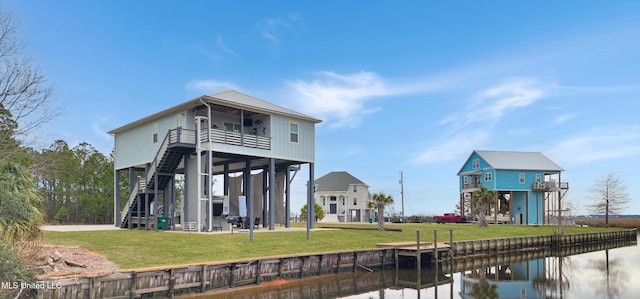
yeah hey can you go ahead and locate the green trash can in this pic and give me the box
[368,218,373,223]
[157,216,168,230]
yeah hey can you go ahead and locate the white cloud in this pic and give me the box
[216,35,238,57]
[412,78,547,165]
[285,71,438,128]
[440,78,547,130]
[414,130,490,164]
[91,116,112,142]
[554,113,576,124]
[259,14,304,46]
[199,49,223,62]
[548,125,640,165]
[186,80,242,93]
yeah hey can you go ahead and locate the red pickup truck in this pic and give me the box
[433,213,467,224]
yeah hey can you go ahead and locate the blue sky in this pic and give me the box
[7,1,640,216]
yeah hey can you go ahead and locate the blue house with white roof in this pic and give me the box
[457,150,568,225]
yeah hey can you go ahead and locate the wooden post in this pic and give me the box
[129,272,137,299]
[433,230,438,264]
[89,276,96,299]
[169,268,175,297]
[449,229,454,257]
[300,257,305,278]
[352,252,358,272]
[416,231,421,271]
[394,248,399,271]
[256,260,262,284]
[201,264,207,292]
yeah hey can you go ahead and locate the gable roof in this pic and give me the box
[458,150,564,175]
[314,171,368,192]
[205,90,321,122]
[109,89,321,135]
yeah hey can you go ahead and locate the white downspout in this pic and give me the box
[199,98,213,232]
[195,115,203,232]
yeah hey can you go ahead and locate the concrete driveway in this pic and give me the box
[40,224,121,232]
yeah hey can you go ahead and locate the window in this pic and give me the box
[224,122,241,133]
[153,133,158,143]
[472,159,479,169]
[289,123,299,143]
[353,185,357,192]
[342,198,345,206]
[535,174,541,182]
[330,196,337,202]
[519,173,525,184]
[322,199,326,205]
[353,198,357,205]
[484,172,492,181]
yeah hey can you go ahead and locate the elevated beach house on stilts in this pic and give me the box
[457,150,569,225]
[109,90,321,232]
[314,171,373,223]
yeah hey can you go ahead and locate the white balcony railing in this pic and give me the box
[203,128,271,150]
[533,181,569,191]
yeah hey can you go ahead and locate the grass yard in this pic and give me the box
[42,223,626,270]
[573,217,640,229]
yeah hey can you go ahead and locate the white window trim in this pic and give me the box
[472,159,479,169]
[519,173,525,184]
[289,121,299,144]
[484,172,492,181]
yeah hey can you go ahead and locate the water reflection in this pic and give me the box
[181,241,638,299]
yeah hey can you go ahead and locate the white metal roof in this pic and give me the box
[458,150,564,174]
[109,89,321,135]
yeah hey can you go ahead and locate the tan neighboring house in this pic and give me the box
[314,171,373,222]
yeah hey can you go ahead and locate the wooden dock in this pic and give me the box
[376,241,452,269]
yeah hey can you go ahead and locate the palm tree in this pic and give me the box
[300,203,324,222]
[368,192,394,231]
[471,186,497,227]
[0,161,43,288]
[0,161,43,244]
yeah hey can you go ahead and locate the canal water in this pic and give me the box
[180,242,638,299]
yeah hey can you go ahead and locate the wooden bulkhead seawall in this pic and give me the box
[36,249,395,299]
[449,228,637,258]
[37,229,637,298]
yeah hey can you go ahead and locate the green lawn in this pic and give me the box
[42,223,624,270]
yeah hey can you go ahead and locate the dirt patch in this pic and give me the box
[31,245,120,279]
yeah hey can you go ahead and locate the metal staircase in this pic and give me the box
[120,128,195,228]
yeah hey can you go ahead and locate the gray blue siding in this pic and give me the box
[114,110,189,170]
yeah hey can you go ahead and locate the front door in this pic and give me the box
[330,204,337,214]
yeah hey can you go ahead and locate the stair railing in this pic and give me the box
[119,129,196,227]
[120,177,142,226]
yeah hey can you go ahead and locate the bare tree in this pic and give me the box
[0,9,59,139]
[587,173,631,225]
[0,7,58,287]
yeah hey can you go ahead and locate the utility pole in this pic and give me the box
[400,171,405,223]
